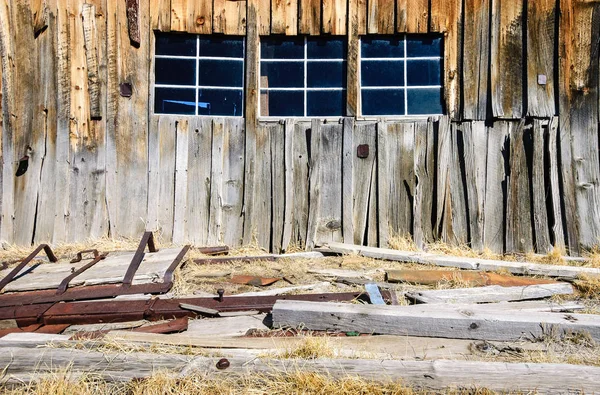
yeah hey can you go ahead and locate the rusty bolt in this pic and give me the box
[216,358,230,370]
[217,288,225,302]
[357,144,369,159]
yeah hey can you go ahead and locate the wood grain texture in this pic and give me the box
[413,120,434,249]
[490,0,523,118]
[462,122,487,252]
[257,0,271,35]
[271,122,285,253]
[150,0,171,31]
[547,117,565,249]
[173,119,189,244]
[213,0,246,35]
[463,0,490,120]
[484,122,509,252]
[187,0,212,34]
[368,0,394,34]
[526,0,556,117]
[291,123,310,247]
[404,0,428,33]
[305,119,322,249]
[342,118,354,244]
[299,0,320,35]
[322,0,346,34]
[81,4,101,119]
[347,0,359,116]
[271,0,297,35]
[281,119,294,251]
[532,119,552,253]
[170,0,187,31]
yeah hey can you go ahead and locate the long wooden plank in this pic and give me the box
[299,0,320,35]
[462,0,490,120]
[271,0,297,35]
[462,122,487,251]
[252,124,273,249]
[547,117,565,249]
[186,0,211,34]
[272,300,600,342]
[281,119,294,251]
[106,0,149,238]
[154,116,176,240]
[505,120,533,253]
[208,119,224,245]
[291,122,309,247]
[413,120,434,249]
[483,121,509,252]
[271,122,285,253]
[368,0,394,34]
[403,0,427,33]
[305,119,322,249]
[323,242,600,280]
[406,283,574,304]
[351,123,376,245]
[322,0,346,34]
[526,0,556,117]
[213,0,246,35]
[173,119,189,244]
[170,0,187,31]
[532,119,552,253]
[150,0,171,31]
[222,118,245,247]
[342,118,354,244]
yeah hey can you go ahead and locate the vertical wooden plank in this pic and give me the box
[221,118,245,247]
[558,0,600,252]
[173,119,189,244]
[243,0,260,245]
[462,121,487,252]
[368,0,394,34]
[82,4,101,119]
[506,120,533,253]
[315,123,344,244]
[32,0,49,36]
[146,116,160,232]
[257,0,270,35]
[150,0,171,31]
[170,0,187,31]
[532,119,552,253]
[404,0,428,33]
[396,0,406,32]
[347,0,360,116]
[185,117,212,246]
[322,0,346,34]
[299,0,320,35]
[271,122,285,253]
[352,122,377,245]
[155,117,176,241]
[208,119,224,245]
[413,120,435,249]
[366,156,378,247]
[0,0,14,243]
[490,0,524,118]
[106,0,149,238]
[187,0,212,34]
[281,119,295,251]
[430,0,462,120]
[271,0,297,35]
[484,121,509,253]
[291,122,310,248]
[547,117,565,250]
[357,0,367,35]
[462,0,490,120]
[376,121,389,247]
[526,0,556,117]
[342,118,354,243]
[305,119,322,249]
[213,0,246,35]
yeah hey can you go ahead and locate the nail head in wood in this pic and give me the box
[357,144,369,159]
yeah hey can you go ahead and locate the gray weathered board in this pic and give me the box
[272,300,600,341]
[323,242,600,280]
[406,283,574,304]
[0,346,598,392]
[0,248,185,292]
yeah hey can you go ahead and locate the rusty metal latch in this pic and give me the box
[57,253,108,295]
[122,231,158,287]
[0,245,58,293]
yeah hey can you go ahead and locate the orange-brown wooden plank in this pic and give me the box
[257,0,270,35]
[403,0,428,33]
[490,0,524,118]
[150,0,171,31]
[214,0,247,35]
[323,0,346,34]
[299,0,320,35]
[271,0,298,35]
[368,0,394,34]
[357,0,367,34]
[170,0,187,31]
[187,0,211,33]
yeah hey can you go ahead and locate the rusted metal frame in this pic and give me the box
[56,253,108,295]
[131,317,189,334]
[198,246,230,256]
[162,245,190,285]
[194,255,277,265]
[123,231,158,287]
[0,245,58,292]
[70,249,100,263]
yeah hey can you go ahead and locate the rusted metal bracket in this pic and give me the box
[70,249,100,263]
[163,246,191,285]
[122,231,158,287]
[0,245,58,293]
[56,253,108,295]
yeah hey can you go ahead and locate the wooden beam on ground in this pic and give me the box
[385,269,556,287]
[405,283,574,304]
[322,242,600,280]
[272,300,600,341]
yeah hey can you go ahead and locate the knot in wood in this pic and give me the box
[196,16,205,25]
[469,322,479,330]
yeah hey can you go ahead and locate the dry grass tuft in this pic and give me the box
[46,338,213,357]
[583,245,600,268]
[574,274,600,299]
[278,336,335,360]
[387,233,418,252]
[434,272,477,289]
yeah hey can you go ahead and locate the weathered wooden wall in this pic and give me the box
[0,0,598,256]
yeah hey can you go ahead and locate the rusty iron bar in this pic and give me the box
[70,249,100,263]
[131,317,189,334]
[197,246,230,256]
[0,291,390,326]
[56,253,108,295]
[122,231,158,287]
[194,255,276,265]
[0,245,58,293]
[162,246,190,285]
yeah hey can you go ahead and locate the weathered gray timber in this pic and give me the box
[272,300,600,341]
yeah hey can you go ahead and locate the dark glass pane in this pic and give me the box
[199,37,244,58]
[261,37,304,59]
[260,62,303,88]
[361,89,405,115]
[307,90,345,116]
[155,33,196,56]
[406,60,441,86]
[406,36,442,57]
[154,88,196,115]
[307,61,345,88]
[361,60,404,87]
[155,58,196,85]
[197,89,243,116]
[307,38,346,59]
[361,37,404,58]
[407,88,443,115]
[198,59,244,87]
[260,90,304,116]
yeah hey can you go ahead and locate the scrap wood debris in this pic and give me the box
[0,238,599,393]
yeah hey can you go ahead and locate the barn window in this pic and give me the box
[360,35,443,116]
[154,33,245,116]
[259,37,347,117]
